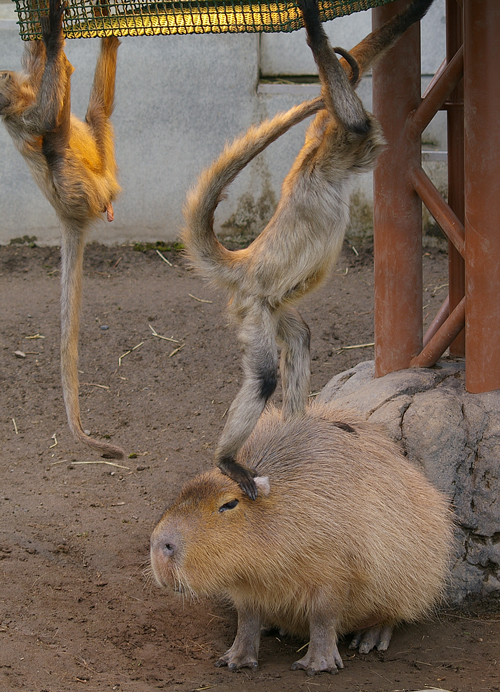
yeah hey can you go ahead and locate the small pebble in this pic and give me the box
[100,325,109,331]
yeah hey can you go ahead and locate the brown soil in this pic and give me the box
[1,242,499,692]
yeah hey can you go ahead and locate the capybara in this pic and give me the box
[150,403,453,675]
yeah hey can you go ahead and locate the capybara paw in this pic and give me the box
[349,625,393,654]
[291,648,344,676]
[215,652,258,671]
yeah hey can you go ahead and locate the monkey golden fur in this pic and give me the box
[151,402,453,675]
[0,0,123,458]
[182,0,435,499]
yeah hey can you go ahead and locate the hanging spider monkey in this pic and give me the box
[182,0,435,499]
[0,0,124,458]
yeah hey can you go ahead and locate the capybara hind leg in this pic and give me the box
[291,614,344,676]
[215,608,260,671]
[349,624,393,653]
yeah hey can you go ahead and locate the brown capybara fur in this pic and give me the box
[151,403,453,675]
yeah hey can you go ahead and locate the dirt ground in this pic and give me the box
[1,241,499,692]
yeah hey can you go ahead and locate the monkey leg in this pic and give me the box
[297,0,370,135]
[60,226,125,459]
[216,305,279,499]
[277,307,311,419]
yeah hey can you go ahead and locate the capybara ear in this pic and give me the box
[254,476,270,497]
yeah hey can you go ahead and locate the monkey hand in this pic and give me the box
[41,0,65,56]
[218,457,258,501]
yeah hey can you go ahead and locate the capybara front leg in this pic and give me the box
[291,613,344,675]
[216,607,261,671]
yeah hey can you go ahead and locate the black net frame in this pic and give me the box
[13,0,396,40]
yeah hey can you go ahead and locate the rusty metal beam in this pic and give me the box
[411,297,465,368]
[464,0,500,393]
[407,45,463,138]
[410,166,465,256]
[423,296,449,348]
[446,0,465,357]
[372,0,422,376]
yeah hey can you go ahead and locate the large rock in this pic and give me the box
[318,360,500,603]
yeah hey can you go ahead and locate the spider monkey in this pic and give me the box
[182,0,435,499]
[0,0,124,458]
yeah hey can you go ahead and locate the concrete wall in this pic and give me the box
[0,0,446,246]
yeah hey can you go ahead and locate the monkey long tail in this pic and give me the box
[182,96,324,286]
[60,226,125,459]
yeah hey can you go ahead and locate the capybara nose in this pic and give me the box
[163,542,176,557]
[151,529,180,559]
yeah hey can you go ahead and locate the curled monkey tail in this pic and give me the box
[345,0,435,85]
[181,96,324,287]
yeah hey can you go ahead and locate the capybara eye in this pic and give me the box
[164,543,175,556]
[218,499,239,513]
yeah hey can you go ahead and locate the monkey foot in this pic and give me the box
[349,625,393,654]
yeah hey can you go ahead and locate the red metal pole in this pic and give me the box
[412,297,465,368]
[446,0,465,357]
[464,0,500,393]
[423,295,449,348]
[410,166,465,256]
[372,1,423,376]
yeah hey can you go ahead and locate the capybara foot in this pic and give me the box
[216,650,258,671]
[349,625,393,653]
[291,644,344,676]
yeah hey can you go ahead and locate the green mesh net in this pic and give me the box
[13,0,396,39]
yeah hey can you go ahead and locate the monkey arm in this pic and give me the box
[84,36,121,171]
[277,307,311,419]
[86,36,121,124]
[21,41,47,92]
